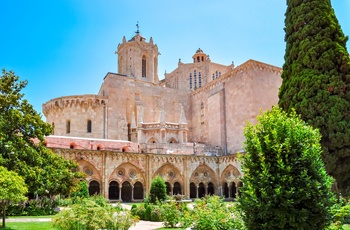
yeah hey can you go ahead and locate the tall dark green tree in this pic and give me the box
[279,0,350,192]
[149,176,167,204]
[0,69,83,196]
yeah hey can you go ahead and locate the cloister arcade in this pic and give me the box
[54,148,242,201]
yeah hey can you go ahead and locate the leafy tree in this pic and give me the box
[149,176,167,204]
[238,107,334,230]
[278,0,350,192]
[0,166,28,228]
[0,69,83,196]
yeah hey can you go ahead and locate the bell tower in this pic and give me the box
[116,23,159,84]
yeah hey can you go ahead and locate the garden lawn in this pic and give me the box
[2,222,54,230]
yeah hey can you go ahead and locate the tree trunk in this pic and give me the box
[1,204,5,228]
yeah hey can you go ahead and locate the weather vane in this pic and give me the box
[136,21,140,34]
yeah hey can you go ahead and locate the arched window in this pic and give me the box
[89,180,100,196]
[66,120,70,134]
[173,182,182,195]
[87,119,92,133]
[109,181,119,200]
[134,182,144,200]
[212,73,215,80]
[216,71,218,78]
[142,55,146,78]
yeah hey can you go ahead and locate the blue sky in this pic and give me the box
[1,1,349,116]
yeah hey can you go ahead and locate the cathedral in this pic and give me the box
[42,29,282,201]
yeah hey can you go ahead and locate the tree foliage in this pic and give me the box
[238,107,334,230]
[0,69,83,196]
[149,176,167,204]
[278,0,350,192]
[0,166,28,228]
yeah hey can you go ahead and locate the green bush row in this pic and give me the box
[52,195,138,230]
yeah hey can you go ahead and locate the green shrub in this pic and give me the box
[239,107,334,229]
[151,205,162,222]
[189,196,245,230]
[131,204,137,216]
[327,197,350,230]
[7,196,59,216]
[145,205,152,221]
[52,196,137,230]
[135,205,146,220]
[149,176,167,204]
[161,200,180,228]
[179,208,194,229]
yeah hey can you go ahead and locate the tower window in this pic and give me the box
[216,71,218,78]
[142,55,146,78]
[194,70,197,89]
[190,73,192,90]
[66,120,70,134]
[199,72,202,88]
[212,74,215,80]
[87,120,92,133]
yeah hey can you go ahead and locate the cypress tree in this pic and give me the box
[279,0,350,192]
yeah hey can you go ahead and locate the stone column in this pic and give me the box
[102,152,107,198]
[183,156,189,198]
[228,184,232,199]
[119,186,122,201]
[131,185,134,201]
[196,185,199,198]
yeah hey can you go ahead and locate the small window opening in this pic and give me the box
[66,120,70,134]
[87,120,92,133]
[142,55,147,78]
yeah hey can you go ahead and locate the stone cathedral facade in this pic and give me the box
[42,30,282,201]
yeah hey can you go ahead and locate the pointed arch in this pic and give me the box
[111,162,145,184]
[220,164,242,182]
[153,163,182,184]
[190,164,218,187]
[76,159,102,182]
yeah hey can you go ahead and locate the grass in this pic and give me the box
[1,222,55,230]
[344,224,350,230]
